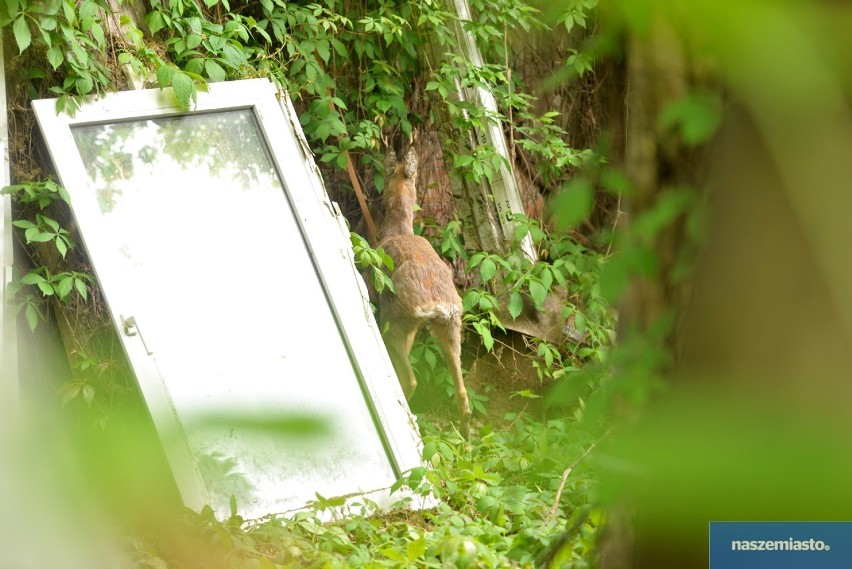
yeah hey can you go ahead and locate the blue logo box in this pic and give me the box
[710,521,852,569]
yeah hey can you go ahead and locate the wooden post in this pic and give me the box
[424,0,536,259]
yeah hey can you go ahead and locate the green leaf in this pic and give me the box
[47,46,64,70]
[82,383,95,404]
[79,0,99,20]
[573,311,587,335]
[74,278,89,301]
[380,547,405,562]
[540,266,554,291]
[20,272,46,286]
[183,58,204,76]
[39,215,60,231]
[479,258,497,284]
[511,389,542,399]
[316,39,330,63]
[407,537,426,561]
[528,280,547,311]
[659,91,723,146]
[551,179,593,230]
[468,252,485,269]
[156,64,176,89]
[37,281,54,296]
[146,11,166,35]
[13,16,31,53]
[454,154,474,168]
[67,37,90,68]
[462,290,480,313]
[204,59,226,82]
[26,228,54,243]
[508,291,523,320]
[185,33,202,50]
[90,21,105,47]
[5,0,20,19]
[424,348,437,370]
[513,223,531,242]
[56,276,73,299]
[500,485,531,514]
[171,71,195,108]
[25,304,39,332]
[373,269,392,294]
[55,237,68,258]
[599,252,631,302]
[473,322,494,351]
[55,95,70,115]
[552,265,567,287]
[61,382,82,406]
[476,494,498,516]
[314,121,330,141]
[632,188,694,240]
[61,1,75,24]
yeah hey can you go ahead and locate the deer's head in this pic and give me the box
[383,146,417,202]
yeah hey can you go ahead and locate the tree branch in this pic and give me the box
[547,427,612,522]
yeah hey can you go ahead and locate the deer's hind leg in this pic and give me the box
[383,318,420,399]
[430,317,471,438]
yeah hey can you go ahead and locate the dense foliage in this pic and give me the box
[125,419,601,568]
[16,0,849,566]
[0,0,620,566]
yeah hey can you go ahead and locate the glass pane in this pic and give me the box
[71,110,395,518]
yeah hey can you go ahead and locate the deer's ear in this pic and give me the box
[383,149,398,175]
[402,147,417,180]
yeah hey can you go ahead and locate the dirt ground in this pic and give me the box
[408,330,552,433]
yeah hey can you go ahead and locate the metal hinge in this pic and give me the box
[121,314,153,355]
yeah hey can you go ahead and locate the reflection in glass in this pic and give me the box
[71,110,395,518]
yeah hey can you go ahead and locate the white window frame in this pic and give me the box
[32,79,427,518]
[1,30,18,407]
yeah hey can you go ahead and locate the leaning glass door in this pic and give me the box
[69,109,396,519]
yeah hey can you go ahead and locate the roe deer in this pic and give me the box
[378,147,471,437]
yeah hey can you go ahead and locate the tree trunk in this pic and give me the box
[598,19,694,569]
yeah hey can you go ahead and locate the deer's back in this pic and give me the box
[379,234,461,324]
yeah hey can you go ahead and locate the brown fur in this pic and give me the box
[378,148,471,436]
